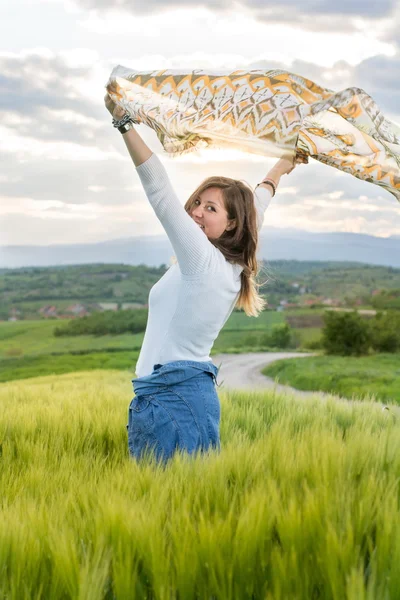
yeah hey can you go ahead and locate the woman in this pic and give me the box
[104,91,301,466]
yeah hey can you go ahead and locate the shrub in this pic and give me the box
[242,333,261,347]
[321,311,372,356]
[53,309,148,337]
[370,311,400,353]
[269,323,292,349]
[302,338,323,350]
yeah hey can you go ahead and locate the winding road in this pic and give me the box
[210,352,398,415]
[211,351,320,398]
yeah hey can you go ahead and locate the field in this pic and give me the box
[2,310,400,597]
[263,354,400,406]
[0,313,304,383]
[1,369,399,598]
[0,320,144,358]
[0,312,287,358]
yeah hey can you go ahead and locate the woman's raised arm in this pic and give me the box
[104,92,152,166]
[104,91,213,276]
[120,127,153,167]
[257,154,308,194]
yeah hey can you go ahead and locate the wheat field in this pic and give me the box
[1,369,399,599]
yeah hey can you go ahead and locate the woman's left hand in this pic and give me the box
[278,153,309,175]
[276,156,297,175]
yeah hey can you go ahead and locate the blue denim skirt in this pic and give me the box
[127,360,221,465]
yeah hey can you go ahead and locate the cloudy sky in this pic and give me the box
[1,0,400,247]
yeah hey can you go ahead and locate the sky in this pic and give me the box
[1,0,400,247]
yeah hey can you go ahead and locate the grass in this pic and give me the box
[292,327,322,348]
[0,342,305,384]
[0,350,139,383]
[263,354,400,406]
[222,310,285,329]
[0,313,287,360]
[0,369,399,598]
[0,316,303,384]
[0,320,144,359]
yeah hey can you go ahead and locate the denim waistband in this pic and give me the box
[132,360,220,396]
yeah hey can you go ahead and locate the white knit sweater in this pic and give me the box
[134,153,272,377]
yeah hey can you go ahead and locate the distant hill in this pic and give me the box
[1,228,400,269]
[1,260,399,320]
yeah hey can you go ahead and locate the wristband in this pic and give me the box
[256,178,277,197]
[112,113,140,134]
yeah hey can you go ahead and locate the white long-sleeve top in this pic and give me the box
[134,153,272,377]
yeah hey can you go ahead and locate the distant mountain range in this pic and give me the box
[1,228,400,269]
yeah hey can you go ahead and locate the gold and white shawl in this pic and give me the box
[106,66,400,202]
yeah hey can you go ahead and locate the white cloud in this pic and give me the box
[303,198,384,212]
[277,186,297,195]
[267,203,400,237]
[2,2,400,250]
[2,180,400,245]
[0,194,154,244]
[87,185,107,192]
[0,125,125,162]
[93,9,396,68]
[327,191,345,200]
[0,196,96,218]
[78,10,161,36]
[0,194,149,215]
[57,48,100,68]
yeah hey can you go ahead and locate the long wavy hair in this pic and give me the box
[180,176,268,317]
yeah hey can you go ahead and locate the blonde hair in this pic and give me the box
[177,176,268,317]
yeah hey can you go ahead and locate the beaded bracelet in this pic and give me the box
[256,178,277,197]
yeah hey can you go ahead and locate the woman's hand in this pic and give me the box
[104,83,126,120]
[260,151,309,194]
[276,153,309,176]
[276,157,296,175]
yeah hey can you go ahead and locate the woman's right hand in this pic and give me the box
[104,84,126,120]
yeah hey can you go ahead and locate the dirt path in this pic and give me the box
[210,352,398,414]
[211,351,320,398]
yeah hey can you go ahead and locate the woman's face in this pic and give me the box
[190,187,236,240]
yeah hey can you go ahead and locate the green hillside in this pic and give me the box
[1,260,400,321]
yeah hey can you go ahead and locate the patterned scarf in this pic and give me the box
[106,66,400,202]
